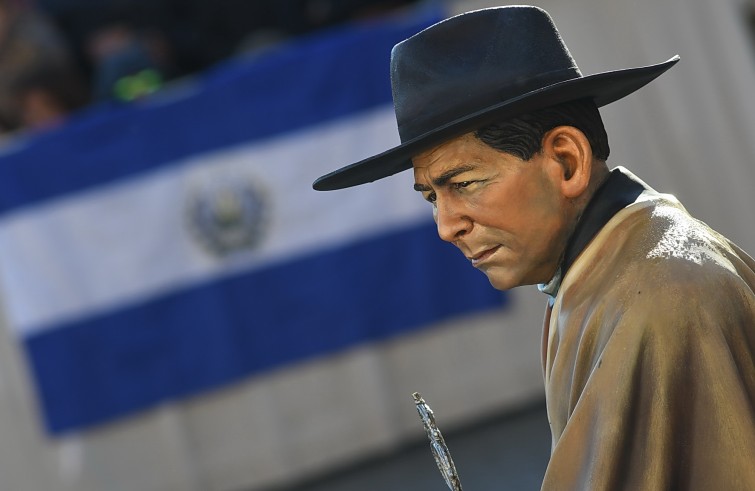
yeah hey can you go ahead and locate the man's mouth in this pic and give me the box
[468,246,501,267]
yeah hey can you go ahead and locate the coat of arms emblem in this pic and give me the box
[186,176,269,257]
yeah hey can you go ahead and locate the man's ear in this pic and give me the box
[542,126,593,199]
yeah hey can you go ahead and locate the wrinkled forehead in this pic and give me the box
[411,132,480,175]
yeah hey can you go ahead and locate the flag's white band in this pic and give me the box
[0,107,430,336]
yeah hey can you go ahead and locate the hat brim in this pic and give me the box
[313,56,679,191]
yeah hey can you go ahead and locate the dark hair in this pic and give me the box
[474,98,610,161]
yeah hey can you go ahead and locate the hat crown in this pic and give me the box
[312,5,678,191]
[391,6,581,142]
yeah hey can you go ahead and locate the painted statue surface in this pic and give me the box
[541,169,755,490]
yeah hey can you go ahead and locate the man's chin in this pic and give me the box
[481,268,520,291]
[481,261,557,291]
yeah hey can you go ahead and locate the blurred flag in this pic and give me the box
[0,7,506,435]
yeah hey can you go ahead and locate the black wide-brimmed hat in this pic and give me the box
[313,5,678,191]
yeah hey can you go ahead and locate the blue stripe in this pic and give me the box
[0,9,441,216]
[25,221,506,434]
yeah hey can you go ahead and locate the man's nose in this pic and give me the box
[434,200,470,243]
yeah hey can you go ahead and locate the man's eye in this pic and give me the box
[453,181,474,190]
[425,192,437,204]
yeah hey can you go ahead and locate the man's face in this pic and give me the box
[412,132,572,290]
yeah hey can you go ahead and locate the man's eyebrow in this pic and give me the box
[433,164,478,186]
[413,164,478,192]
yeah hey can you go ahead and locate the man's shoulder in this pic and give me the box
[560,192,755,316]
[551,193,755,368]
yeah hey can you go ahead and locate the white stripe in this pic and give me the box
[0,106,433,336]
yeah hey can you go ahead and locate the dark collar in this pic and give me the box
[562,167,648,274]
[540,167,648,299]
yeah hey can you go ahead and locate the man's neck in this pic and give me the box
[538,166,648,299]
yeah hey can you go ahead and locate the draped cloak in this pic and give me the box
[540,168,755,490]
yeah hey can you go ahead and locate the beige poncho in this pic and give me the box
[541,176,755,490]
